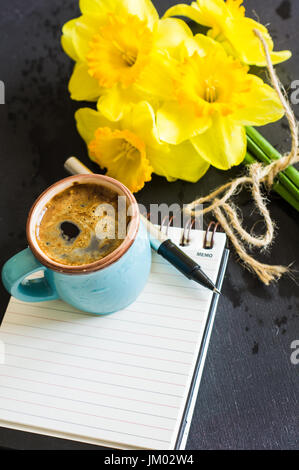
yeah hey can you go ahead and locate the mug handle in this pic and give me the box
[2,247,59,302]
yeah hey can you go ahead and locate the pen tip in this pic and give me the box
[213,288,221,295]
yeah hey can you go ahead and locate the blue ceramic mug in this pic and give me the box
[2,174,152,314]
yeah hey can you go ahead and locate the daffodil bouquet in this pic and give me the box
[61,0,298,209]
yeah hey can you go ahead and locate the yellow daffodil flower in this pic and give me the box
[141,35,285,170]
[164,0,291,66]
[75,102,210,192]
[62,0,193,121]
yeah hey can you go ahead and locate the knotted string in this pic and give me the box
[184,29,299,285]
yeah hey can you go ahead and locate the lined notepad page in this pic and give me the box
[0,227,226,450]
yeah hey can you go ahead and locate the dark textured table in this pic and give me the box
[0,0,298,450]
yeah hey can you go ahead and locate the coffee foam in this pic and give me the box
[36,183,128,266]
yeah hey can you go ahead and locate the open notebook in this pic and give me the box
[0,226,228,450]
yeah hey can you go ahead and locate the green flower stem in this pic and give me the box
[246,126,299,189]
[246,135,299,201]
[244,152,299,212]
[244,152,258,165]
[272,182,299,212]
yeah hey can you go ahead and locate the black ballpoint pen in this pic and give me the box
[141,216,221,295]
[64,157,221,294]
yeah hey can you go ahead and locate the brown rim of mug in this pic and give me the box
[26,174,140,275]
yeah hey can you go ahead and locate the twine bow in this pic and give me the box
[184,30,299,285]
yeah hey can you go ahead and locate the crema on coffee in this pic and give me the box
[36,183,128,266]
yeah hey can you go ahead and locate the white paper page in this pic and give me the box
[0,227,226,450]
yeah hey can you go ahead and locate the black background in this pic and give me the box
[0,0,298,450]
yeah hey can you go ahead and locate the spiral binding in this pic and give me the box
[160,215,174,236]
[155,213,222,250]
[180,218,196,247]
[203,221,222,250]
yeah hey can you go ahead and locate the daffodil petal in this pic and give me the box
[232,75,285,126]
[122,102,161,149]
[156,18,192,58]
[149,140,210,182]
[79,0,116,14]
[137,52,177,101]
[137,46,182,101]
[157,101,211,145]
[69,62,102,101]
[222,19,268,65]
[179,33,221,58]
[164,2,224,27]
[193,33,225,54]
[224,15,291,66]
[61,19,80,61]
[166,2,291,67]
[223,18,291,66]
[191,115,246,170]
[75,108,118,146]
[270,50,292,65]
[71,14,104,61]
[97,85,142,122]
[127,0,159,27]
[79,0,159,28]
